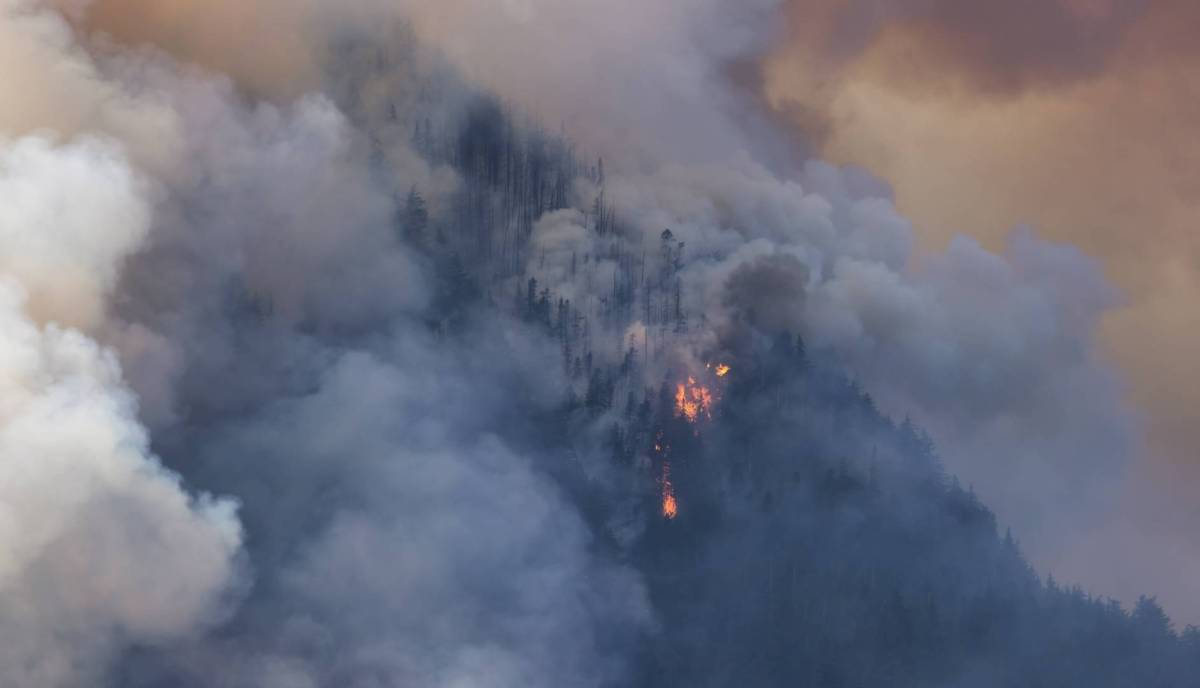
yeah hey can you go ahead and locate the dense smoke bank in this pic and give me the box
[0,1,1193,686]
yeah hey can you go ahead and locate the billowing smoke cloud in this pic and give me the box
[3,3,652,686]
[123,334,651,687]
[0,0,1180,685]
[0,133,241,686]
[397,0,785,166]
[0,136,148,328]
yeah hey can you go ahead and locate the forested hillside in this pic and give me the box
[329,60,1200,685]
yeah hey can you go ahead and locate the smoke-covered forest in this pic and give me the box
[380,74,1200,688]
[1,3,1195,687]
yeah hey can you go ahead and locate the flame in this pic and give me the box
[654,429,678,519]
[661,462,678,520]
[705,362,732,378]
[662,488,678,520]
[675,376,714,423]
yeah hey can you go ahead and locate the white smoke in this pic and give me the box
[0,136,241,687]
[0,136,149,328]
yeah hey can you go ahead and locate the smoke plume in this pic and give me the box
[0,131,241,685]
[0,0,1184,685]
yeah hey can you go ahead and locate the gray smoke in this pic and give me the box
[529,155,1131,581]
[1,4,652,686]
[0,1,1159,686]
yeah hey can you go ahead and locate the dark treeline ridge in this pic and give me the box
[346,46,1200,687]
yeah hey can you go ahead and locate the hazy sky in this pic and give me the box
[764,0,1200,616]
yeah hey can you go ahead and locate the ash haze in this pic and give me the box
[1,0,1197,686]
[764,0,1200,621]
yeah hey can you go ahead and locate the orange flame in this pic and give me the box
[675,377,714,423]
[714,364,731,377]
[661,462,678,520]
[662,488,678,520]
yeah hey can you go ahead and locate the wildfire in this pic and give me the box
[658,367,726,519]
[661,462,678,520]
[653,430,678,519]
[662,487,678,520]
[675,377,715,423]
[705,362,732,378]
